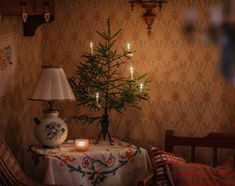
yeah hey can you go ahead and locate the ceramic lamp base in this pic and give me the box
[34,110,68,148]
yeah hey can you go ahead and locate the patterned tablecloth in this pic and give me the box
[23,138,152,186]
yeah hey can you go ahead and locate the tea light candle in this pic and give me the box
[75,139,89,152]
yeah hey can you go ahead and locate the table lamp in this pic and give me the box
[30,65,75,148]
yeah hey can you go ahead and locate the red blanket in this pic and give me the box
[169,157,235,186]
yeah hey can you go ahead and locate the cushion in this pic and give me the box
[169,156,235,186]
[151,147,186,186]
[0,138,48,186]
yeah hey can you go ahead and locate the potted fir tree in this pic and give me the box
[69,19,149,144]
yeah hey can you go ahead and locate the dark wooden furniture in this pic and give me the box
[0,0,55,36]
[137,130,235,186]
[165,130,235,166]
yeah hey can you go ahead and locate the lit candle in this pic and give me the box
[126,43,133,56]
[140,83,143,92]
[96,92,99,103]
[75,139,90,152]
[130,66,134,79]
[127,43,131,51]
[90,42,94,55]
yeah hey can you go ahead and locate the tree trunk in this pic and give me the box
[101,107,109,140]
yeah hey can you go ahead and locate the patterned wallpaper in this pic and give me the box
[0,16,42,159]
[41,0,235,162]
[0,0,232,164]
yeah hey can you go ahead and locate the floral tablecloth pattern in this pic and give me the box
[23,138,152,186]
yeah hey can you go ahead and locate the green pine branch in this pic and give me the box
[69,18,150,123]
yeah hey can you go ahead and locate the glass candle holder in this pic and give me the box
[74,139,90,152]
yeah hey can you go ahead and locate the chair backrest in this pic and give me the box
[0,138,45,186]
[165,130,235,167]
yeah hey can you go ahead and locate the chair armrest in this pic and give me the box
[137,170,155,186]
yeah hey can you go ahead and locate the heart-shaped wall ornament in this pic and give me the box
[44,12,50,23]
[22,12,28,23]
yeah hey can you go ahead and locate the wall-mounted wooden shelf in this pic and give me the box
[0,0,55,36]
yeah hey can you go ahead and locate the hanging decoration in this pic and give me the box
[44,0,50,23]
[20,1,28,23]
[129,0,167,36]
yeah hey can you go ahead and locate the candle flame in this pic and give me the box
[130,66,133,72]
[127,43,131,51]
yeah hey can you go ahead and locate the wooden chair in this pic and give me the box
[0,138,52,186]
[137,130,235,186]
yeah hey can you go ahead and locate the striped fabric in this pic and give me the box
[169,157,235,186]
[0,138,49,186]
[151,147,186,186]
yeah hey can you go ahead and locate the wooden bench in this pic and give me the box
[137,130,235,186]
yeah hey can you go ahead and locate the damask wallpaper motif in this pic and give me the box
[41,0,235,162]
[0,0,233,165]
[0,17,42,159]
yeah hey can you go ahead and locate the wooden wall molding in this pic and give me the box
[0,0,55,36]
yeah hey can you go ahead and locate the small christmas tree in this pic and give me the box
[69,19,149,144]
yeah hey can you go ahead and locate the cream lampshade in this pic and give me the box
[30,65,75,102]
[30,65,75,148]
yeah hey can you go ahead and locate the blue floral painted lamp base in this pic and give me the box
[34,111,68,148]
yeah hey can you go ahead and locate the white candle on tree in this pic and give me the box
[140,83,143,92]
[127,43,131,51]
[96,92,99,103]
[126,42,133,56]
[130,66,134,79]
[90,42,94,55]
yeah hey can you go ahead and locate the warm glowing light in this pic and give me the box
[127,43,131,51]
[130,66,134,79]
[96,92,99,103]
[75,139,89,152]
[126,43,133,56]
[90,42,94,55]
[140,83,143,92]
